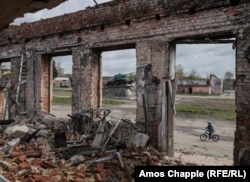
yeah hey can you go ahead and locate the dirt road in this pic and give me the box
[52,95,235,166]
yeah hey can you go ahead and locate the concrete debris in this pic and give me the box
[0,175,9,182]
[5,125,34,138]
[0,110,199,181]
[127,131,149,147]
[7,138,20,146]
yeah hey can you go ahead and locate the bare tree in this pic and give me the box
[176,64,185,80]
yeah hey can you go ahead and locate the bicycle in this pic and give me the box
[200,130,219,142]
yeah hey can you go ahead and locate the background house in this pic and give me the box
[177,74,223,95]
[53,77,71,88]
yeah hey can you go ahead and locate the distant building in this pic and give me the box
[53,77,71,88]
[1,65,10,76]
[177,74,223,95]
[0,64,11,88]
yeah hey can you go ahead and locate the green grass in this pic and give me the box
[53,96,125,106]
[53,97,72,104]
[176,98,236,121]
[53,88,72,97]
[53,88,72,92]
[102,99,126,105]
[52,88,235,121]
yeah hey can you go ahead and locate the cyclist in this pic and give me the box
[206,121,215,139]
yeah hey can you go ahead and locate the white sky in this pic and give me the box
[11,0,235,78]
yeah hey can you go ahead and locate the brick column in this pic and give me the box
[136,40,171,152]
[234,27,250,165]
[72,47,101,114]
[0,63,4,119]
[28,54,46,116]
[9,57,21,118]
[25,49,36,116]
[0,88,4,119]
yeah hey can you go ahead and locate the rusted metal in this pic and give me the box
[0,119,15,125]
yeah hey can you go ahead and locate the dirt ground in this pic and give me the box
[51,94,235,166]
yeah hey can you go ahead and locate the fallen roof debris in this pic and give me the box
[0,109,198,182]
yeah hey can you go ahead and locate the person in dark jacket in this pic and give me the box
[206,121,215,139]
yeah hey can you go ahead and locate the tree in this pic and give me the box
[53,60,58,79]
[176,64,185,80]
[64,73,72,78]
[187,68,201,80]
[56,61,65,77]
[224,71,233,80]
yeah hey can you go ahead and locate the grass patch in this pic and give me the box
[176,98,236,121]
[52,97,126,106]
[102,99,126,105]
[53,88,72,97]
[53,97,72,104]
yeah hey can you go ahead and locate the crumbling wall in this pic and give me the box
[0,88,4,118]
[0,65,4,118]
[0,0,249,164]
[72,48,101,113]
[234,26,250,166]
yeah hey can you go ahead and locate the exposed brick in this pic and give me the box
[30,159,43,166]
[15,155,27,163]
[0,0,249,166]
[18,161,30,170]
[0,138,4,146]
[94,173,103,181]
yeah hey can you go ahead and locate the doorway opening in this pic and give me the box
[51,55,72,118]
[101,49,136,122]
[0,61,11,119]
[174,41,236,165]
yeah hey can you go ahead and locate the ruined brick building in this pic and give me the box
[0,0,250,165]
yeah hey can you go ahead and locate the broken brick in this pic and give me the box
[31,174,47,182]
[94,173,103,181]
[50,175,62,182]
[18,161,30,170]
[15,154,27,163]
[47,169,60,178]
[96,162,104,172]
[9,162,18,173]
[0,138,4,145]
[41,161,56,168]
[31,159,43,166]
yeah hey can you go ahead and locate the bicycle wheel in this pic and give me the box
[212,134,219,142]
[200,134,207,141]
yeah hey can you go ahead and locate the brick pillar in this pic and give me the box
[30,54,46,116]
[72,47,101,114]
[25,49,36,116]
[0,88,4,119]
[136,40,171,151]
[9,57,21,118]
[41,55,52,114]
[0,63,4,119]
[234,27,250,165]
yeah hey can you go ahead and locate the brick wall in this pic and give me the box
[41,55,51,113]
[0,0,249,164]
[72,48,101,113]
[234,26,250,165]
[0,88,4,118]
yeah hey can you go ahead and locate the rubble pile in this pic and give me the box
[0,111,197,182]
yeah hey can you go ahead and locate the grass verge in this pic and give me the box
[53,97,72,104]
[176,98,236,121]
[102,99,126,105]
[53,97,126,105]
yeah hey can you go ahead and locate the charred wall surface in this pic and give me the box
[0,0,249,165]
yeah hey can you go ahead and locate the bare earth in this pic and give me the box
[52,94,235,166]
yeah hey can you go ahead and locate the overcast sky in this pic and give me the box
[12,0,235,78]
